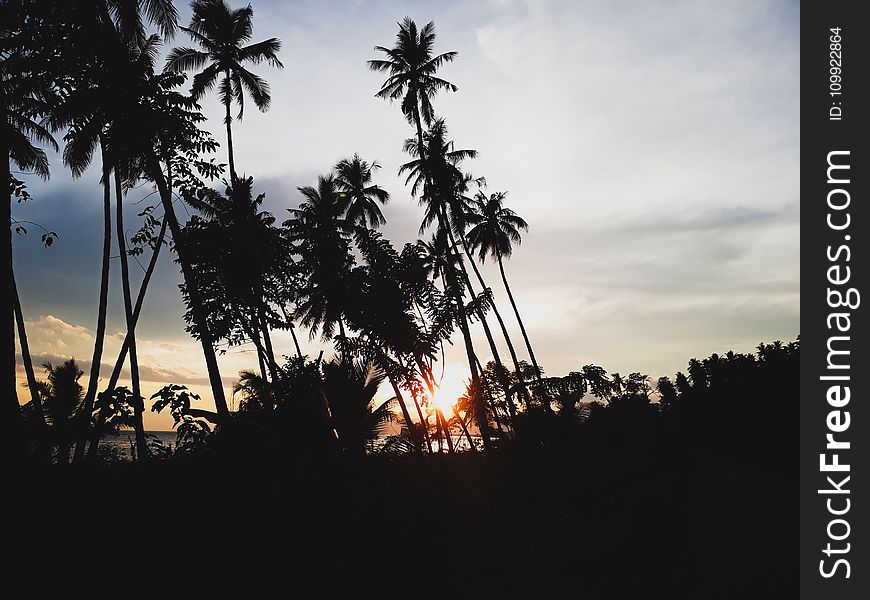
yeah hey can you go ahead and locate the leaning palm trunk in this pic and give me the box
[447,227,517,430]
[454,288,491,453]
[149,157,229,417]
[436,409,454,453]
[410,385,434,454]
[437,207,491,453]
[496,250,548,411]
[12,270,46,427]
[459,233,529,410]
[3,122,25,456]
[72,141,113,462]
[452,405,476,451]
[413,103,490,452]
[114,170,147,462]
[85,207,168,461]
[388,374,423,457]
[13,269,52,460]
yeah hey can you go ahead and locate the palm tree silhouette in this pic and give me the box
[334,154,390,228]
[401,121,519,428]
[368,18,457,150]
[322,358,396,456]
[34,359,85,463]
[165,0,283,184]
[466,191,546,399]
[2,43,58,437]
[285,174,356,358]
[106,34,172,462]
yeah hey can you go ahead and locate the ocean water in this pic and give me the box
[97,431,481,460]
[98,430,177,461]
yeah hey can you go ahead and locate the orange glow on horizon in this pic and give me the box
[426,368,468,418]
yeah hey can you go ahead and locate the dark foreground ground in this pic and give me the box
[10,439,794,598]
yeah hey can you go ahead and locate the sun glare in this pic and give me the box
[428,370,467,416]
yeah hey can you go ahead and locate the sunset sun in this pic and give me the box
[427,369,468,417]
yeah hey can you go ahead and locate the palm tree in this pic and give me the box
[2,60,57,439]
[466,191,546,398]
[334,154,390,228]
[322,358,395,456]
[165,0,283,184]
[369,21,496,448]
[368,17,457,159]
[400,121,519,428]
[41,0,179,461]
[35,359,85,463]
[285,174,354,345]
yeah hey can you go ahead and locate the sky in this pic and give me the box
[12,0,800,430]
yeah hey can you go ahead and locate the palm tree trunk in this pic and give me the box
[446,226,516,430]
[409,385,433,454]
[72,141,112,462]
[11,270,45,427]
[337,316,348,366]
[150,157,229,417]
[3,140,24,456]
[475,355,505,435]
[259,310,279,378]
[103,216,168,392]
[496,250,548,412]
[457,308,490,453]
[224,72,237,184]
[437,409,454,453]
[114,170,147,462]
[254,310,277,413]
[438,208,491,453]
[289,324,302,359]
[411,101,489,451]
[86,202,168,461]
[279,305,304,359]
[452,405,476,452]
[388,374,422,457]
[459,233,529,409]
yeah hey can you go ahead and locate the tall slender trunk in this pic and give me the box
[388,374,422,457]
[452,405,476,452]
[3,138,23,456]
[255,309,277,413]
[476,355,505,435]
[104,217,167,391]
[150,157,229,417]
[280,305,304,359]
[86,191,169,461]
[409,384,433,454]
[12,270,45,427]
[224,72,237,185]
[411,100,488,451]
[457,304,490,453]
[114,170,147,462]
[460,233,529,410]
[438,207,491,453]
[447,226,516,431]
[337,316,347,366]
[259,310,279,377]
[437,409,454,453]
[289,324,302,359]
[412,356,437,454]
[497,250,548,412]
[72,141,112,462]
